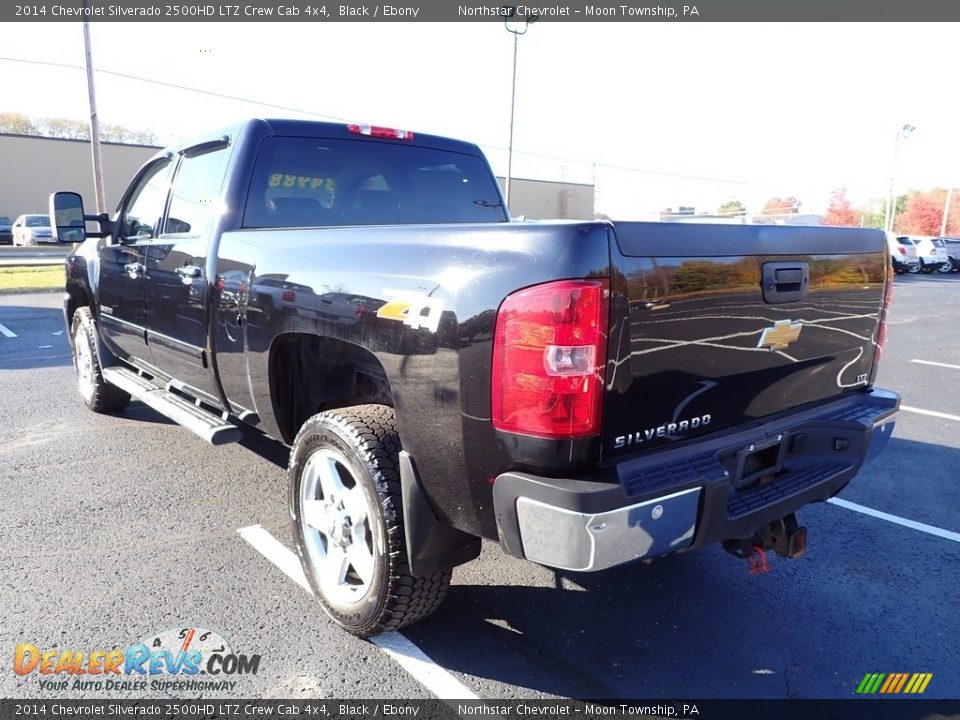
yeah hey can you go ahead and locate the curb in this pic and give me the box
[0,287,63,296]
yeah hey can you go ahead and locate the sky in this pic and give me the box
[2,21,958,218]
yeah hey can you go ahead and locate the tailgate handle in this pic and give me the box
[762,262,808,304]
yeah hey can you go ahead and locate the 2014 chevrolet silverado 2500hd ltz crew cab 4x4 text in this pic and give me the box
[51,119,899,636]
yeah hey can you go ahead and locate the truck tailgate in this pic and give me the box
[603,222,888,457]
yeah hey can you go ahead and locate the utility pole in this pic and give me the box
[83,15,107,214]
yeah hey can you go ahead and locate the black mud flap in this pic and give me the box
[399,451,481,577]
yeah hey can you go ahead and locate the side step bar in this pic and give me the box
[102,366,243,446]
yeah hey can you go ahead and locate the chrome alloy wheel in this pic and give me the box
[298,448,376,606]
[74,324,96,403]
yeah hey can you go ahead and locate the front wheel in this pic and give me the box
[71,308,131,413]
[290,404,451,637]
[938,258,954,273]
[907,262,921,274]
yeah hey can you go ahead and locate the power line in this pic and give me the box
[0,53,819,190]
[0,55,352,122]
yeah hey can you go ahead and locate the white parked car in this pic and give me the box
[899,236,948,273]
[886,232,919,274]
[11,214,54,246]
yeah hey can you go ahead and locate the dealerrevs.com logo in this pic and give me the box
[14,627,260,693]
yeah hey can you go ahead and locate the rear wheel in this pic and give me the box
[71,308,131,413]
[907,262,921,274]
[290,404,451,637]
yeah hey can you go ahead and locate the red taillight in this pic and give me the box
[874,273,894,365]
[491,279,609,439]
[282,290,296,302]
[347,123,414,141]
[897,247,906,255]
[214,277,225,292]
[355,303,366,318]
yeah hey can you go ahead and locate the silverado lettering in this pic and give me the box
[51,118,899,637]
[613,414,712,449]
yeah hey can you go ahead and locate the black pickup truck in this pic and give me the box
[52,119,898,637]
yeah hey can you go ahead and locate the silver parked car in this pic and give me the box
[11,214,54,246]
[940,237,960,273]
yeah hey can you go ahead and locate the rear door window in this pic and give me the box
[243,136,506,228]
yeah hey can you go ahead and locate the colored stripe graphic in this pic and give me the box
[893,673,909,693]
[879,674,897,693]
[857,673,885,694]
[857,673,932,694]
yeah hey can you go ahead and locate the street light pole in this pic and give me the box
[884,123,915,234]
[503,10,536,215]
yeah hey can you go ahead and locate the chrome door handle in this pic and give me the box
[124,262,143,277]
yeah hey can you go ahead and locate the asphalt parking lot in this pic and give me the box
[0,273,957,701]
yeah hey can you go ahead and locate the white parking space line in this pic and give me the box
[237,524,312,592]
[371,633,480,700]
[911,359,960,371]
[0,323,17,338]
[827,498,960,544]
[900,405,960,423]
[237,524,480,701]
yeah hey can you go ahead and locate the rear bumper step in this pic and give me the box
[102,366,242,446]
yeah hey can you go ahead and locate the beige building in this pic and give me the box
[496,177,595,220]
[0,133,595,222]
[0,133,160,219]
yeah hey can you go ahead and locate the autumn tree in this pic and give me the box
[1,111,158,146]
[0,112,37,134]
[717,199,746,217]
[822,188,858,227]
[894,189,960,236]
[38,117,89,140]
[760,196,801,215]
[856,199,886,229]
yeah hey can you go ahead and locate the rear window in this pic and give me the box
[25,215,49,227]
[931,239,945,247]
[243,136,507,228]
[896,238,914,246]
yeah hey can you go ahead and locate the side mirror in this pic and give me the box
[49,192,86,244]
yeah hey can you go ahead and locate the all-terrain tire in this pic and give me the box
[289,404,451,637]
[71,307,131,413]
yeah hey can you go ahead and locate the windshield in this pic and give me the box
[25,216,50,227]
[244,136,507,228]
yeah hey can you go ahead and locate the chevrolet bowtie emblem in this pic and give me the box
[758,320,802,351]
